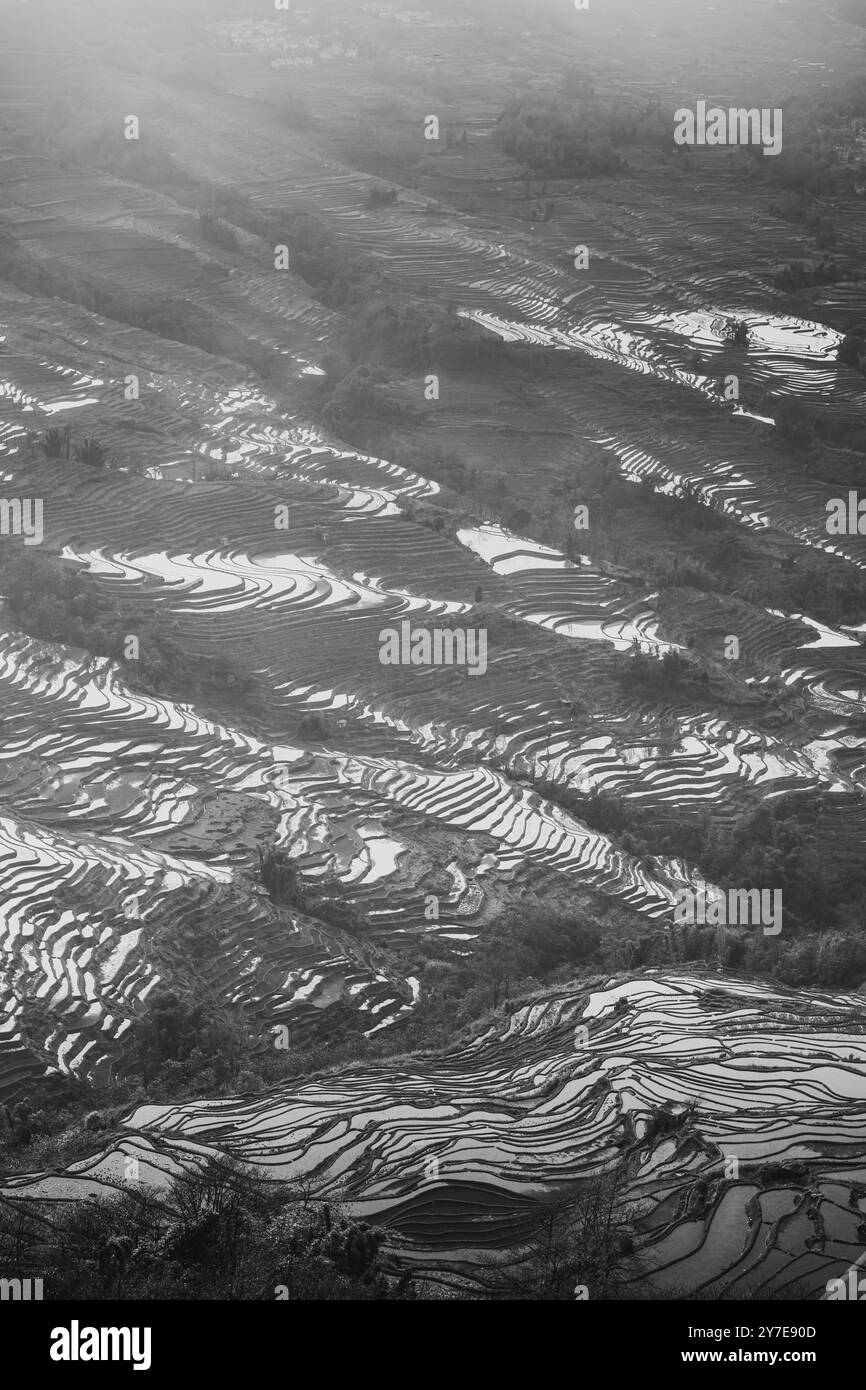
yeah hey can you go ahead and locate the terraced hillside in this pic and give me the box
[0,0,865,1300]
[4,970,866,1299]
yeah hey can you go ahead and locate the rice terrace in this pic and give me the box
[0,0,865,1317]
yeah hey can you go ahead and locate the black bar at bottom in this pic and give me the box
[4,1296,856,1377]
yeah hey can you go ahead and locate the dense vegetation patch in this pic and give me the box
[0,550,256,702]
[493,94,630,176]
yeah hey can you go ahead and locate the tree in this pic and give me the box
[367,184,399,209]
[276,94,312,130]
[133,988,215,1089]
[725,318,750,348]
[477,1167,636,1299]
[493,94,627,176]
[774,398,814,450]
[258,843,301,906]
[41,426,70,460]
[270,1203,390,1300]
[838,330,866,372]
[198,209,239,252]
